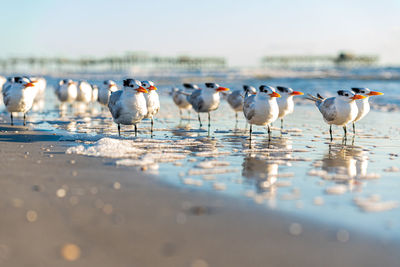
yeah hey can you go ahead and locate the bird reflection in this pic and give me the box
[242,153,279,195]
[322,144,369,181]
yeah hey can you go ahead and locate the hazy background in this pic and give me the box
[1,0,399,66]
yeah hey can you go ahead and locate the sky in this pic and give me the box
[1,0,400,66]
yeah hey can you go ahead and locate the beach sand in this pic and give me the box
[0,123,399,267]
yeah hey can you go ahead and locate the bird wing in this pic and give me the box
[2,84,12,105]
[318,97,336,122]
[243,95,256,120]
[108,90,123,119]
[188,90,203,112]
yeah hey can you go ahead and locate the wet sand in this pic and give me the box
[0,123,399,267]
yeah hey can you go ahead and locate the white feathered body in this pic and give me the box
[316,97,358,126]
[277,95,294,118]
[109,90,147,125]
[189,88,221,113]
[354,98,370,122]
[55,83,78,103]
[243,94,279,126]
[3,84,36,113]
[144,90,160,118]
[227,90,244,112]
[172,90,191,110]
[76,81,92,103]
[98,84,118,106]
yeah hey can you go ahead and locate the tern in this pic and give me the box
[243,85,281,142]
[307,90,366,141]
[76,81,93,103]
[108,79,148,136]
[98,80,118,107]
[227,85,257,123]
[142,80,160,135]
[2,77,36,125]
[55,79,78,110]
[351,87,384,134]
[276,86,303,130]
[187,82,229,128]
[171,83,199,119]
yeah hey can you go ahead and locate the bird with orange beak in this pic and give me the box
[276,86,304,130]
[306,90,366,141]
[351,87,384,134]
[108,79,148,136]
[142,80,160,137]
[2,76,37,125]
[243,85,281,142]
[187,82,230,129]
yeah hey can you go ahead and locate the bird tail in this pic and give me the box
[305,94,323,102]
[177,91,191,96]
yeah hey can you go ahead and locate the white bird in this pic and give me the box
[98,80,118,106]
[76,81,93,103]
[30,77,47,112]
[55,79,78,110]
[351,87,384,134]
[306,90,366,141]
[142,80,160,135]
[276,86,303,129]
[91,84,99,103]
[171,83,199,119]
[2,77,36,125]
[187,82,229,128]
[227,85,257,123]
[108,79,148,136]
[243,85,281,142]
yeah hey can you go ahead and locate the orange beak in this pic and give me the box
[367,91,384,96]
[290,91,304,96]
[108,84,115,89]
[136,87,148,93]
[269,91,281,98]
[149,85,158,90]
[251,92,257,95]
[24,82,35,88]
[216,87,230,92]
[351,94,366,100]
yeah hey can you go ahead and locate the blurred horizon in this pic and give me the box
[1,0,399,67]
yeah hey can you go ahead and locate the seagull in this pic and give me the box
[2,77,36,125]
[243,85,281,142]
[227,85,257,123]
[306,90,366,141]
[142,80,160,135]
[187,82,229,128]
[0,75,7,106]
[276,86,303,129]
[55,79,78,109]
[98,80,118,107]
[91,84,99,103]
[108,79,148,136]
[351,87,384,134]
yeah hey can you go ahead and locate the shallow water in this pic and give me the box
[2,75,400,241]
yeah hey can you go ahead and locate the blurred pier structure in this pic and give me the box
[0,52,227,74]
[262,52,378,68]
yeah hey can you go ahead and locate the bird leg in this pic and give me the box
[249,124,253,148]
[198,114,202,128]
[329,125,333,142]
[343,125,347,139]
[188,110,191,121]
[151,118,154,138]
[118,124,121,136]
[281,118,283,131]
[179,109,182,119]
[208,112,211,129]
[134,124,138,137]
[268,125,271,141]
[23,113,26,126]
[235,112,238,123]
[10,113,13,126]
[352,122,356,135]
